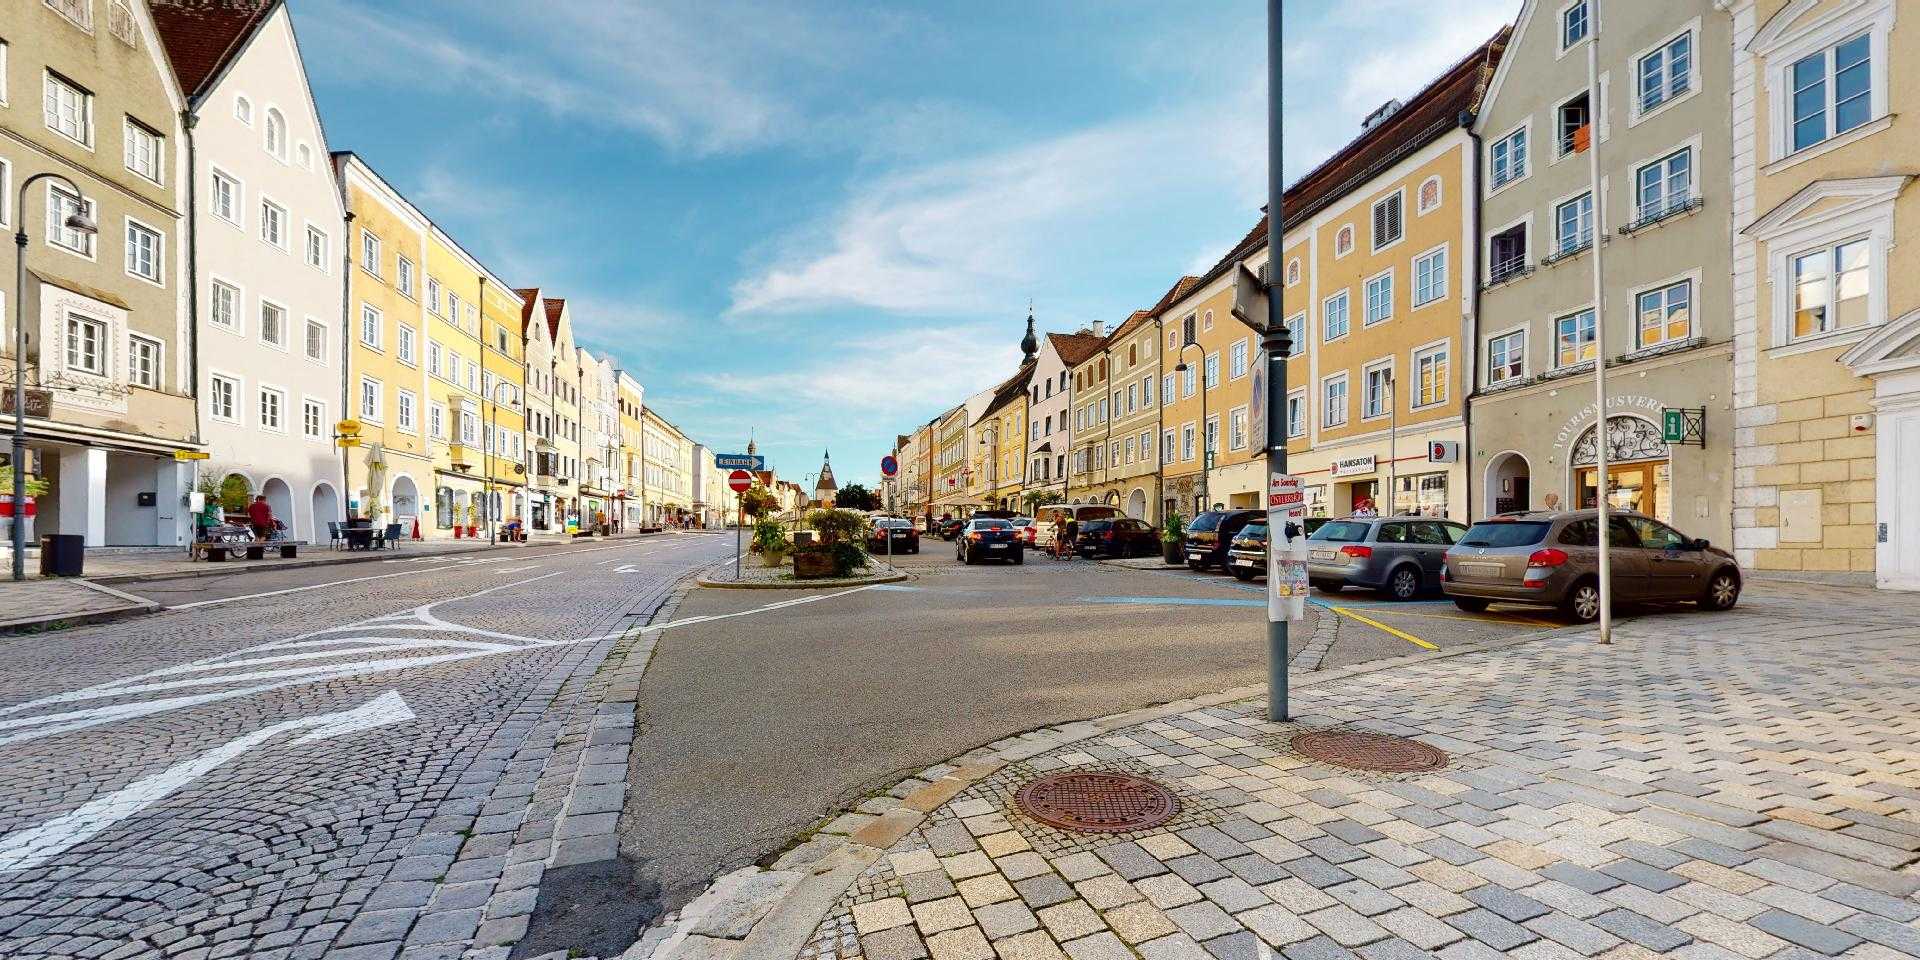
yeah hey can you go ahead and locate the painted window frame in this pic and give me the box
[1416,176,1443,216]
[1363,267,1395,326]
[1370,188,1406,253]
[1756,1,1893,166]
[1412,243,1448,308]
[1484,325,1527,386]
[1361,357,1394,421]
[1321,372,1349,429]
[1412,339,1450,410]
[123,216,163,286]
[128,332,162,390]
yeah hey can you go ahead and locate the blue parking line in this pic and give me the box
[1077,596,1266,607]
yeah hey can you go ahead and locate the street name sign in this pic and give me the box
[716,454,765,471]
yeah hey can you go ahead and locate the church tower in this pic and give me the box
[813,450,838,507]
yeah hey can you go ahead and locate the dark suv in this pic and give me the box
[1076,518,1158,558]
[1185,509,1265,571]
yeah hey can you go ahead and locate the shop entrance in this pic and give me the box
[1570,416,1671,522]
[1345,479,1379,516]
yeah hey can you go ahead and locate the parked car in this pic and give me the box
[1075,518,1158,558]
[956,518,1022,565]
[1305,516,1469,600]
[1441,509,1741,622]
[1184,509,1265,571]
[1033,504,1119,550]
[937,518,966,540]
[1227,522,1267,580]
[867,517,920,554]
[1009,516,1037,548]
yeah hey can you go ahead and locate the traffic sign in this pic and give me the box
[336,419,362,436]
[880,454,898,478]
[727,469,753,493]
[716,454,764,471]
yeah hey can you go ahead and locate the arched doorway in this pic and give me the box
[260,477,294,539]
[391,475,421,531]
[1127,488,1147,519]
[1485,452,1531,516]
[311,482,341,537]
[217,472,253,521]
[1570,416,1672,522]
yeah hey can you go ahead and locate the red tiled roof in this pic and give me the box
[1105,308,1157,344]
[982,362,1036,417]
[150,0,276,101]
[1048,331,1108,367]
[515,288,540,335]
[543,298,566,340]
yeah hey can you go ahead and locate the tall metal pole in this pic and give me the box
[12,173,88,581]
[1265,0,1290,721]
[1585,17,1613,644]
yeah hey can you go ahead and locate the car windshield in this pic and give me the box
[972,520,1010,530]
[1080,520,1114,532]
[1010,519,1032,527]
[1310,521,1372,543]
[1188,512,1225,532]
[1459,520,1552,548]
[1237,524,1268,542]
[875,519,910,529]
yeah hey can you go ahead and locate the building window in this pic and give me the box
[1287,391,1306,438]
[1335,225,1355,257]
[1181,364,1195,398]
[1638,31,1692,114]
[1561,0,1589,49]
[1790,34,1872,153]
[234,95,252,126]
[1372,192,1403,250]
[1635,149,1692,222]
[305,319,327,362]
[125,220,161,282]
[1413,247,1447,307]
[1323,375,1348,428]
[1163,430,1176,464]
[360,230,381,275]
[1490,128,1527,188]
[124,119,163,184]
[359,377,382,421]
[1229,408,1248,451]
[1555,193,1593,255]
[259,387,284,431]
[306,226,328,270]
[1230,340,1248,379]
[1141,375,1153,406]
[66,314,107,375]
[430,404,446,440]
[1555,308,1597,367]
[1636,280,1692,348]
[1417,177,1442,214]
[1163,373,1175,406]
[210,374,238,421]
[360,304,381,348]
[1790,238,1869,340]
[304,399,325,439]
[1487,330,1525,384]
[1324,290,1350,341]
[264,108,286,160]
[397,391,416,432]
[260,200,288,249]
[1556,91,1590,156]
[1364,271,1393,325]
[1285,313,1305,353]
[43,73,91,146]
[1364,364,1392,419]
[0,158,11,228]
[1203,353,1219,389]
[1489,224,1527,282]
[1415,344,1448,408]
[47,185,95,256]
[397,324,415,364]
[396,256,414,297]
[129,334,161,389]
[211,280,239,330]
[260,300,288,348]
[212,170,241,224]
[1181,423,1197,461]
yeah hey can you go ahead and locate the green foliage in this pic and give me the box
[834,483,879,511]
[753,517,790,555]
[0,465,49,498]
[739,483,778,520]
[217,472,252,513]
[805,508,870,544]
[829,541,869,575]
[1162,511,1186,545]
[1021,489,1063,512]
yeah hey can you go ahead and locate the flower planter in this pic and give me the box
[453,526,465,539]
[1161,541,1185,565]
[792,550,836,579]
[465,526,477,538]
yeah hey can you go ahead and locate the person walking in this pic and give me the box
[246,495,277,541]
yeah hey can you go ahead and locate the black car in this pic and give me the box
[1185,509,1265,571]
[1075,518,1158,558]
[867,518,920,554]
[956,518,1022,564]
[937,518,966,540]
[1227,522,1267,581]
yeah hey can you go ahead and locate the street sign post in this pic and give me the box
[716,454,765,471]
[728,469,753,580]
[880,455,898,478]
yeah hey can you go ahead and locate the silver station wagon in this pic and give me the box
[1305,516,1469,600]
[1440,510,1743,622]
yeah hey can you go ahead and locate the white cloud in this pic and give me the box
[688,324,1019,423]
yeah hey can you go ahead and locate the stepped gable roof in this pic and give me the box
[150,0,275,101]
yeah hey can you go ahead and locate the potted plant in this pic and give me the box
[465,504,478,539]
[754,518,791,568]
[1161,511,1187,565]
[797,509,871,577]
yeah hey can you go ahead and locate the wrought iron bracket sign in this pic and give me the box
[1662,407,1706,447]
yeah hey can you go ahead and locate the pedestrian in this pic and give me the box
[246,495,276,540]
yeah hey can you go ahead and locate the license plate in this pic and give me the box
[989,543,1007,549]
[1235,558,1259,567]
[1461,562,1503,578]
[1310,549,1336,561]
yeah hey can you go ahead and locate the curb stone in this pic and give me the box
[695,570,910,590]
[0,578,160,634]
[626,622,1583,960]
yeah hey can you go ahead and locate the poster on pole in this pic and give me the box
[1267,471,1310,623]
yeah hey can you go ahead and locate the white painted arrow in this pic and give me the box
[0,691,414,873]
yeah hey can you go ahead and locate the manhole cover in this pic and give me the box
[1013,771,1179,834]
[1292,729,1448,773]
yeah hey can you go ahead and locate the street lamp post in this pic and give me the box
[1175,342,1210,514]
[12,173,98,581]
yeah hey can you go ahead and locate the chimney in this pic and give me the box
[1091,320,1106,337]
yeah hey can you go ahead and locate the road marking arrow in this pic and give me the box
[0,691,414,873]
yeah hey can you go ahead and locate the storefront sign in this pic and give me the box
[0,388,52,418]
[1329,454,1376,478]
[1551,394,1664,451]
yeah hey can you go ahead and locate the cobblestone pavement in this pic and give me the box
[0,532,734,960]
[740,582,1920,960]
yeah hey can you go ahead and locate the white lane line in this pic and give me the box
[0,691,415,873]
[165,542,660,610]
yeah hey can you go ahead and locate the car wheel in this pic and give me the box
[1012,551,1024,565]
[1187,559,1206,571]
[1562,578,1602,623]
[1452,597,1490,613]
[1701,569,1740,611]
[1312,580,1341,593]
[1386,565,1421,601]
[1231,568,1256,581]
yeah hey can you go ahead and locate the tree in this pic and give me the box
[835,483,880,511]
[1022,489,1063,513]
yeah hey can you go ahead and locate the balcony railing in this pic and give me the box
[1541,233,1594,266]
[1487,256,1532,285]
[1621,194,1703,234]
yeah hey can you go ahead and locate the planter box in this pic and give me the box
[792,551,836,579]
[1162,542,1186,565]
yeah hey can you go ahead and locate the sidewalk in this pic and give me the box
[644,582,1920,960]
[0,578,158,632]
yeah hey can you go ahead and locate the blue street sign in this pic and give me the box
[880,455,898,478]
[716,454,765,471]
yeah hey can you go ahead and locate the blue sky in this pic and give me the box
[297,0,1516,491]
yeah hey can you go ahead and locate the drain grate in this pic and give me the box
[1292,729,1448,773]
[1013,771,1179,834]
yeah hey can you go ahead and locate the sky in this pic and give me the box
[296,0,1518,491]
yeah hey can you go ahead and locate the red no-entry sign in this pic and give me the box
[727,469,753,492]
